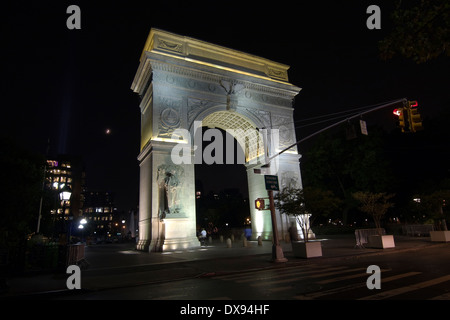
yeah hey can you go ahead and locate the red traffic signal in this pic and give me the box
[255,198,265,210]
[393,107,407,132]
[408,101,418,108]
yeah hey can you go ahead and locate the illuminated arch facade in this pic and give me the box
[131,29,302,252]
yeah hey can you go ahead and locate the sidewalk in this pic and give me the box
[1,234,446,298]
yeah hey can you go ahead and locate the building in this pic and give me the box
[45,154,85,220]
[83,190,118,241]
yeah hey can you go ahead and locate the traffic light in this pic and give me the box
[408,107,423,132]
[408,100,418,108]
[255,198,265,210]
[393,100,423,133]
[393,108,408,132]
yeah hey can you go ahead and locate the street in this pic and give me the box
[55,243,450,300]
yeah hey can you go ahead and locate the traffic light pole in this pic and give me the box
[268,98,407,161]
[268,189,288,262]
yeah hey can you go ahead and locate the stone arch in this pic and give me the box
[131,29,302,252]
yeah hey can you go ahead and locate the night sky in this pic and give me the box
[3,1,449,211]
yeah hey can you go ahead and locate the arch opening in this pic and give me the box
[195,127,251,240]
[192,111,273,243]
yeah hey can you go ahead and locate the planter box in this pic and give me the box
[368,235,395,249]
[430,231,450,242]
[291,241,322,258]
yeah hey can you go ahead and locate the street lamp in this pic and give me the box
[59,185,72,202]
[78,218,87,243]
[59,185,72,243]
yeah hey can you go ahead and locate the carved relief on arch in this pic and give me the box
[272,114,295,148]
[280,171,300,190]
[157,96,182,139]
[243,108,271,129]
[157,164,186,219]
[187,98,216,127]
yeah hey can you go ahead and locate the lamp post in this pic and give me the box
[78,218,87,243]
[59,185,72,243]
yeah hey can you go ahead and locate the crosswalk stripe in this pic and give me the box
[251,267,358,287]
[294,271,422,300]
[268,286,292,293]
[429,292,450,300]
[309,267,367,279]
[317,269,391,284]
[235,266,348,284]
[214,263,325,281]
[241,267,346,286]
[359,274,450,300]
[214,264,340,282]
[214,268,303,282]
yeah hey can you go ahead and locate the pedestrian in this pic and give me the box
[200,228,207,246]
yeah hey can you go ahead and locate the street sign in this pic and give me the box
[359,120,369,136]
[254,167,270,175]
[360,120,368,135]
[264,175,279,191]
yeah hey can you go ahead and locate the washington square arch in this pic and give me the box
[131,29,303,252]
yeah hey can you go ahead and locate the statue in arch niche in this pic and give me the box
[157,164,184,219]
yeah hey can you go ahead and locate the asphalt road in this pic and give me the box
[55,244,450,301]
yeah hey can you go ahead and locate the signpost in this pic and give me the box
[263,175,287,262]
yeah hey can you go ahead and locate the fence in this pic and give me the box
[1,242,86,274]
[66,243,85,266]
[402,224,434,236]
[354,228,386,248]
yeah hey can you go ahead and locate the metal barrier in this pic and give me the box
[355,228,386,248]
[66,243,85,266]
[402,224,434,236]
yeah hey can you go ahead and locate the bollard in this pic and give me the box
[219,235,224,243]
[231,234,235,242]
[257,236,262,246]
[208,236,212,244]
[226,238,232,248]
[243,237,248,247]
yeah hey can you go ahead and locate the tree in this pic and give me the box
[352,192,395,235]
[0,136,45,246]
[302,127,393,224]
[275,186,341,241]
[379,0,450,63]
[413,190,450,231]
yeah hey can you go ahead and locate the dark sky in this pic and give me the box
[3,1,449,211]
